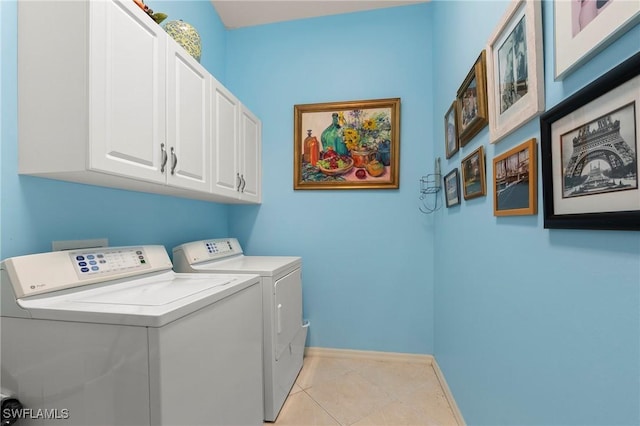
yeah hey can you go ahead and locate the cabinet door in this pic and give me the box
[211,78,241,199]
[89,0,166,183]
[166,41,211,193]
[239,104,262,203]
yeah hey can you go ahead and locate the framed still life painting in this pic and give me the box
[461,146,487,200]
[540,52,640,230]
[457,51,489,147]
[493,138,537,216]
[486,0,544,144]
[554,0,640,80]
[293,98,400,190]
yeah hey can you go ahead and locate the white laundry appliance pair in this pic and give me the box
[0,245,263,426]
[172,238,308,422]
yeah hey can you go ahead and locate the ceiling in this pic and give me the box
[211,0,429,29]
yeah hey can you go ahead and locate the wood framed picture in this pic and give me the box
[444,101,459,158]
[493,138,537,216]
[444,168,461,207]
[461,145,486,200]
[486,0,544,144]
[554,0,640,80]
[457,51,489,147]
[293,98,400,190]
[540,52,639,230]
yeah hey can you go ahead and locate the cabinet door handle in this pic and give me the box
[236,173,241,191]
[160,143,168,173]
[240,174,246,192]
[170,147,177,175]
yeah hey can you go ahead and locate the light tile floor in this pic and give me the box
[268,354,459,426]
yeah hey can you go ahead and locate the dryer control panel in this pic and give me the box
[173,238,243,266]
[1,245,172,299]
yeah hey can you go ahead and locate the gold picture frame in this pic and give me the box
[493,138,537,216]
[293,98,400,190]
[461,145,486,200]
[457,51,489,147]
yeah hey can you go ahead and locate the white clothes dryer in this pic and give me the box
[172,239,308,422]
[0,245,263,426]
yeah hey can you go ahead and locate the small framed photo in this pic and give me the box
[461,146,487,200]
[457,51,489,147]
[540,52,640,230]
[486,0,544,144]
[443,168,461,207]
[493,138,537,216]
[444,101,459,158]
[554,0,640,80]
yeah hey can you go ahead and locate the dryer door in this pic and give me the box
[274,268,302,361]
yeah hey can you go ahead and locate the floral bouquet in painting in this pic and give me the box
[339,109,392,153]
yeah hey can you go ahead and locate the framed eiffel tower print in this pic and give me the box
[540,52,640,231]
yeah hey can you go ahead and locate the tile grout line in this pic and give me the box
[294,350,463,425]
[300,387,344,426]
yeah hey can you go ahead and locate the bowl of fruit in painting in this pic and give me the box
[316,148,354,176]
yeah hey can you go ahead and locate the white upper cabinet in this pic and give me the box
[210,76,262,203]
[166,40,211,193]
[18,0,259,203]
[239,104,262,203]
[211,79,242,199]
[89,0,167,184]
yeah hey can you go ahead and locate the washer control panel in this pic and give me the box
[72,248,149,277]
[1,245,172,299]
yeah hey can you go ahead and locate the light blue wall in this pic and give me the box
[0,1,229,260]
[3,0,639,423]
[432,1,640,425]
[225,4,436,354]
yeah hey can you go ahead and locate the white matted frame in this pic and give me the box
[554,0,640,80]
[486,0,544,144]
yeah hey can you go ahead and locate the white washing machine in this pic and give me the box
[172,239,308,422]
[0,245,263,426]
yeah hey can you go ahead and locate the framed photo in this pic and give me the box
[444,101,459,158]
[293,98,400,190]
[461,146,487,200]
[444,168,461,207]
[486,0,544,144]
[493,138,537,216]
[457,50,489,147]
[554,0,640,80]
[540,52,640,230]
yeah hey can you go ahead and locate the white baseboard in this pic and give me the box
[304,346,433,364]
[431,357,466,426]
[304,347,466,426]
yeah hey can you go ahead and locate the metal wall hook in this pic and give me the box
[419,157,442,214]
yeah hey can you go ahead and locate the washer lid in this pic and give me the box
[16,271,260,327]
[74,275,233,306]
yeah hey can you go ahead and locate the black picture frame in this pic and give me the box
[443,168,461,207]
[540,52,640,231]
